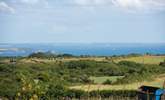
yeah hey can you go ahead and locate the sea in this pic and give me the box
[0,43,165,56]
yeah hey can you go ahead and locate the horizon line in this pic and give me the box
[0,42,165,44]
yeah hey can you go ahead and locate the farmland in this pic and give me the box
[0,53,165,99]
[70,74,165,91]
[90,76,124,84]
[12,55,165,66]
[114,55,165,64]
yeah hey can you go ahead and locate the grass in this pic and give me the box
[19,55,165,65]
[115,56,165,64]
[90,76,124,84]
[143,74,165,88]
[70,83,142,91]
[20,57,106,63]
[70,74,165,91]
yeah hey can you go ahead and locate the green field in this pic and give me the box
[19,55,165,65]
[115,56,165,64]
[1,54,165,99]
[71,74,165,91]
[90,76,124,84]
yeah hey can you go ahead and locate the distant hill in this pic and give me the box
[28,52,74,58]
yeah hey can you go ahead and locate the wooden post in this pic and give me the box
[147,90,149,100]
[163,80,165,89]
[87,84,91,100]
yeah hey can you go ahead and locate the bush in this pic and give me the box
[66,89,87,98]
[103,79,112,85]
[46,84,67,98]
[89,90,137,98]
[159,60,165,66]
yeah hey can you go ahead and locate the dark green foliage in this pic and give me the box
[0,56,165,99]
[103,79,112,85]
[46,89,137,99]
[0,80,20,98]
[65,60,124,76]
[28,52,56,58]
[65,89,87,98]
[159,59,165,66]
[89,90,137,98]
[46,84,67,98]
[57,54,74,58]
[0,64,20,98]
[65,61,91,69]
[118,61,142,67]
[28,52,74,58]
[115,61,165,84]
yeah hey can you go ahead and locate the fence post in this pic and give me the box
[147,90,149,100]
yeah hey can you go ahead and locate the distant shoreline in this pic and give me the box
[0,43,165,57]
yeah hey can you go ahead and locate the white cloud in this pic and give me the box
[20,0,48,7]
[21,0,39,4]
[112,0,143,9]
[112,0,165,11]
[0,2,15,14]
[74,0,111,6]
[74,0,165,12]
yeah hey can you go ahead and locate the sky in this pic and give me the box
[0,0,165,43]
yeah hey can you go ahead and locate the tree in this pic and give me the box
[159,59,165,66]
[103,79,112,85]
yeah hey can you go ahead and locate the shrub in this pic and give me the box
[103,79,112,85]
[89,90,137,98]
[159,60,165,66]
[66,89,87,98]
[46,84,67,98]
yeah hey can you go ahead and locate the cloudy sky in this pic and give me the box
[0,0,165,43]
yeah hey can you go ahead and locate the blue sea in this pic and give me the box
[0,43,165,56]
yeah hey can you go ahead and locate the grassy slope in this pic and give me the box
[70,74,165,91]
[90,76,124,84]
[18,55,165,65]
[3,56,164,91]
[115,56,165,64]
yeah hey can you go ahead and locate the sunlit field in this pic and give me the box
[70,74,165,91]
[115,56,165,64]
[90,76,124,84]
